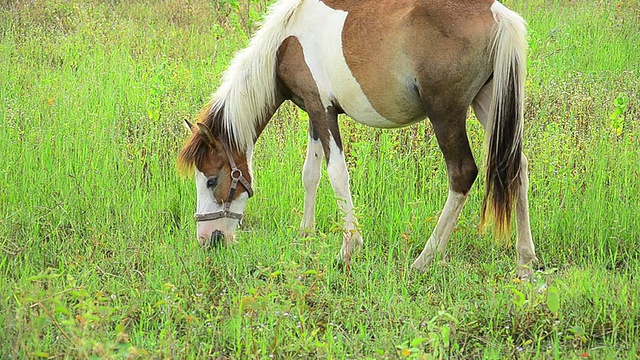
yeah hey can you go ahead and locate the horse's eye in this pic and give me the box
[206,177,217,188]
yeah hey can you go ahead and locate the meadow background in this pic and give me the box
[1,0,639,358]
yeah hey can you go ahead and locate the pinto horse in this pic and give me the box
[178,0,538,277]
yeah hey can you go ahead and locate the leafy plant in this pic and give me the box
[610,92,629,137]
[396,309,458,359]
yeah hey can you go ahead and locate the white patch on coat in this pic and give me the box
[472,79,493,128]
[288,0,398,128]
[195,170,219,215]
[245,143,255,185]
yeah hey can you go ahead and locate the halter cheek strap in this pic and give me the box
[194,142,253,222]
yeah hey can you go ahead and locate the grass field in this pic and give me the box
[1,0,639,358]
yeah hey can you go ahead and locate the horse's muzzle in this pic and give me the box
[209,230,224,247]
[199,229,225,248]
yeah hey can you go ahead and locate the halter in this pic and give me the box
[194,142,253,222]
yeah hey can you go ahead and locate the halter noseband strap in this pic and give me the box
[194,142,253,222]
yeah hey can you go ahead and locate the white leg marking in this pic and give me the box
[515,155,537,278]
[412,190,467,271]
[326,137,363,259]
[300,135,323,234]
[473,82,537,277]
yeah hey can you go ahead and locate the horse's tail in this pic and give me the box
[481,2,527,238]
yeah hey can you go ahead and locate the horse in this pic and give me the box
[177,0,538,277]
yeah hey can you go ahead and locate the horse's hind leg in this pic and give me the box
[413,111,478,271]
[513,154,537,277]
[300,121,324,235]
[473,81,537,277]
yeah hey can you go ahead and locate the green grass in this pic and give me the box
[1,0,639,358]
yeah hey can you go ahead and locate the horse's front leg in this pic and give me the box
[325,133,363,260]
[307,107,363,260]
[300,123,324,236]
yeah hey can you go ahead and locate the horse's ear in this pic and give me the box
[183,119,195,132]
[196,122,218,150]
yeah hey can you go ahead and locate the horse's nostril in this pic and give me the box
[210,230,224,246]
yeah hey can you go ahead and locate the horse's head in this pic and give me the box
[179,120,253,248]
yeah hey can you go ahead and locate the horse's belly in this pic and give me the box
[288,0,421,128]
[347,100,424,128]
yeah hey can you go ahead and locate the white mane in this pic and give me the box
[211,0,303,151]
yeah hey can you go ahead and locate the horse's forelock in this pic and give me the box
[177,103,238,174]
[177,132,207,174]
[177,105,215,174]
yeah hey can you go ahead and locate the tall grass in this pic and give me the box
[1,0,639,358]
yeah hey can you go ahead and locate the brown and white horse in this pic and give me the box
[178,0,538,277]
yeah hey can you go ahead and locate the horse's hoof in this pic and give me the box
[516,266,533,280]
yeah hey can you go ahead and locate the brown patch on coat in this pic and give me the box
[277,36,343,159]
[322,0,495,124]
